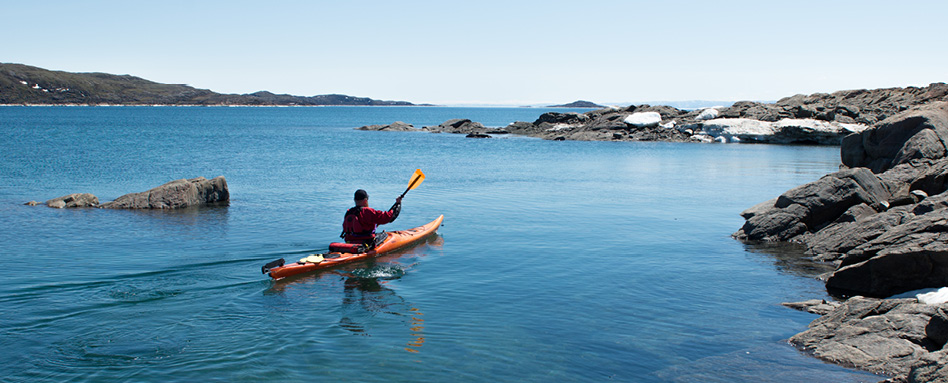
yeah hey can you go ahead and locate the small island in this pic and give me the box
[548,100,605,108]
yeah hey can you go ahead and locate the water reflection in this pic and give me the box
[741,241,835,279]
[265,235,443,354]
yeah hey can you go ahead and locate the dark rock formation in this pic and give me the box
[842,102,948,173]
[422,119,488,135]
[44,193,99,208]
[357,121,417,131]
[735,103,948,298]
[99,176,228,209]
[465,133,490,138]
[785,296,948,380]
[827,250,948,298]
[734,167,891,242]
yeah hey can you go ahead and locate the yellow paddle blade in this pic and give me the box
[406,169,425,191]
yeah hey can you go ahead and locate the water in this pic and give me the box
[0,106,880,382]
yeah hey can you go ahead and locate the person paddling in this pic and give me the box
[341,189,401,246]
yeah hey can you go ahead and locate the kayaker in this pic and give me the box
[341,189,401,245]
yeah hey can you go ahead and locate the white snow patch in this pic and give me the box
[774,118,869,134]
[890,287,948,304]
[624,112,662,127]
[697,118,870,143]
[546,123,576,131]
[660,120,677,129]
[19,81,28,85]
[696,108,719,121]
[701,118,776,137]
[32,84,41,89]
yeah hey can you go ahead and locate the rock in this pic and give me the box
[841,101,948,173]
[24,201,40,206]
[99,176,228,209]
[801,205,913,260]
[734,167,890,241]
[908,350,948,383]
[466,133,490,138]
[356,121,416,131]
[826,249,948,297]
[788,296,947,379]
[424,119,487,135]
[44,193,99,208]
[781,299,841,315]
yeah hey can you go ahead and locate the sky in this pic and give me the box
[4,0,947,105]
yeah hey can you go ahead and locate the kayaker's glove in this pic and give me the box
[389,200,401,220]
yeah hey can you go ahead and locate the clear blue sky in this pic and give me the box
[5,1,946,105]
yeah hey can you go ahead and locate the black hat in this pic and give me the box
[354,189,368,201]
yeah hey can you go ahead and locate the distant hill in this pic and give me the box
[548,100,604,108]
[0,63,414,106]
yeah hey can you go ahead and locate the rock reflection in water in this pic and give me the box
[741,241,835,279]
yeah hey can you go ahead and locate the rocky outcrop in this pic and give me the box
[44,193,99,208]
[356,121,417,132]
[99,176,229,209]
[735,102,948,298]
[841,102,948,173]
[422,119,487,134]
[785,296,948,381]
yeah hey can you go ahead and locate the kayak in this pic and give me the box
[263,215,444,280]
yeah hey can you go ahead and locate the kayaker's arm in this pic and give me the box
[389,197,402,221]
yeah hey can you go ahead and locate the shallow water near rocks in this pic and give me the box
[0,106,881,382]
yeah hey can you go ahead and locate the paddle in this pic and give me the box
[398,169,425,199]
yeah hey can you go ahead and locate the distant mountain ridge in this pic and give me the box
[0,63,414,106]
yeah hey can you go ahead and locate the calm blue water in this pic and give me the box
[0,106,880,382]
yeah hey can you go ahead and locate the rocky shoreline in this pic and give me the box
[735,100,948,381]
[359,83,947,146]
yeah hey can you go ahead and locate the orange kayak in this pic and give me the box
[263,215,444,280]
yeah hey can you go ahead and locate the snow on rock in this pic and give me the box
[696,108,719,121]
[696,118,870,143]
[19,81,28,85]
[624,112,662,127]
[546,123,576,131]
[774,118,869,134]
[890,287,948,304]
[700,118,776,141]
[660,120,677,129]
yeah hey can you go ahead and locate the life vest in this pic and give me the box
[341,206,374,242]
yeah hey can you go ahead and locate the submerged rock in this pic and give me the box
[99,176,228,209]
[44,193,99,208]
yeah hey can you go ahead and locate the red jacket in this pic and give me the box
[341,204,399,243]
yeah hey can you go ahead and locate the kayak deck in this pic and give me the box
[264,215,443,280]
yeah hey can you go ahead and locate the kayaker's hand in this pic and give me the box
[396,196,403,204]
